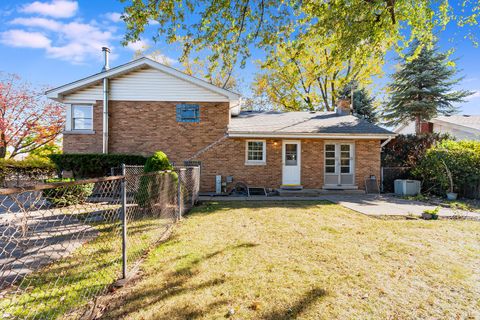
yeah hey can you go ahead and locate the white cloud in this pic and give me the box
[467,90,480,101]
[463,78,478,83]
[148,53,176,65]
[126,39,176,65]
[5,17,115,64]
[148,19,159,25]
[0,29,51,48]
[21,0,78,19]
[10,17,61,30]
[126,39,150,52]
[104,12,122,23]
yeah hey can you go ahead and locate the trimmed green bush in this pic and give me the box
[413,140,480,198]
[136,151,177,208]
[49,154,148,178]
[0,158,57,185]
[144,151,173,172]
[42,178,94,207]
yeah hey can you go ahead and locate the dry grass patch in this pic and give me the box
[101,201,480,320]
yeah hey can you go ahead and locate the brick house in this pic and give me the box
[46,54,394,193]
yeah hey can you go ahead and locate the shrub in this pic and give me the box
[136,151,177,209]
[0,158,57,186]
[49,154,148,178]
[42,178,94,207]
[143,151,173,172]
[413,140,480,198]
[382,133,451,167]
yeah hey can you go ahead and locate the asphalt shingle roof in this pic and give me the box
[229,111,394,135]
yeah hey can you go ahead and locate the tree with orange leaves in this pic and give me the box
[0,73,64,159]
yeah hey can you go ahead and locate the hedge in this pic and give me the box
[0,158,57,185]
[382,133,451,167]
[49,154,148,178]
[413,140,480,198]
[136,151,177,208]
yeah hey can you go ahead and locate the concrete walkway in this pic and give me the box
[198,194,480,219]
[321,194,480,219]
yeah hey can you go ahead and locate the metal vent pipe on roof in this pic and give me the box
[102,47,110,71]
[102,47,110,154]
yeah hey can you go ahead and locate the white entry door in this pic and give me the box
[282,141,301,185]
[324,143,355,188]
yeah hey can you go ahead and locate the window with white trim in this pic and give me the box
[72,105,93,130]
[246,140,266,164]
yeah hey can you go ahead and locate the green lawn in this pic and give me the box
[101,201,480,320]
[0,206,172,320]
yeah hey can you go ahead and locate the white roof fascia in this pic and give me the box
[46,57,241,101]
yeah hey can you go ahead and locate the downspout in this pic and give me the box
[102,47,110,154]
[381,135,393,148]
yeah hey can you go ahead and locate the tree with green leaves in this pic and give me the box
[338,81,378,123]
[254,35,383,111]
[383,41,472,132]
[120,0,479,86]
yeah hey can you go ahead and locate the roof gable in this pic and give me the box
[46,57,240,102]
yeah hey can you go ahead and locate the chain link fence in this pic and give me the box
[0,166,200,319]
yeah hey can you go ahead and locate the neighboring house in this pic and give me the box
[46,51,394,192]
[395,115,480,140]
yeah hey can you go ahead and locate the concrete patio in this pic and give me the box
[198,194,480,219]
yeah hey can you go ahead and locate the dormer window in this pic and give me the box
[176,104,200,123]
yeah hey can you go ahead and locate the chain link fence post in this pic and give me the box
[195,167,200,204]
[121,163,127,279]
[176,168,185,221]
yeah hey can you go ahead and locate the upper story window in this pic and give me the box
[72,105,93,130]
[176,104,200,123]
[245,140,266,165]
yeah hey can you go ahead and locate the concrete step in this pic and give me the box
[277,188,365,197]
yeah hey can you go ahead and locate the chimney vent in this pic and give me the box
[336,98,351,116]
[102,47,110,71]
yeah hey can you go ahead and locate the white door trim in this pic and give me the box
[282,140,301,186]
[324,142,355,187]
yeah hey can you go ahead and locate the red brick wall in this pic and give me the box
[196,138,381,192]
[63,100,229,163]
[63,101,382,192]
[355,140,381,185]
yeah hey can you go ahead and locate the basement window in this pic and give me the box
[245,140,266,165]
[176,104,200,123]
[72,105,93,130]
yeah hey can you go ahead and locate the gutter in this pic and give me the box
[102,47,110,154]
[228,131,395,140]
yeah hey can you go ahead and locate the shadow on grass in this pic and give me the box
[262,288,328,320]
[0,210,170,319]
[191,200,335,215]
[103,242,258,319]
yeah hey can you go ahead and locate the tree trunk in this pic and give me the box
[0,132,6,159]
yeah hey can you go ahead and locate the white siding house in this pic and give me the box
[395,115,480,140]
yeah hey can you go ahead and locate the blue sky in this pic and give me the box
[0,0,479,114]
